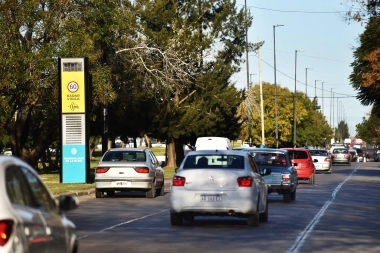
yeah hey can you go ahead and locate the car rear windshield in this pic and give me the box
[333,149,348,154]
[102,151,146,162]
[310,150,328,156]
[287,150,308,159]
[250,152,288,166]
[183,154,244,169]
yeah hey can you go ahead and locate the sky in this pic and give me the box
[232,0,370,137]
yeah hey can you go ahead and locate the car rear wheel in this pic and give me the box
[259,198,269,222]
[146,181,156,198]
[291,189,296,201]
[308,173,315,185]
[247,203,260,227]
[170,211,183,226]
[95,189,104,198]
[156,180,165,196]
[283,192,291,203]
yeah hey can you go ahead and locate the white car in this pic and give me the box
[170,150,271,226]
[94,148,165,198]
[309,149,332,174]
[0,155,79,253]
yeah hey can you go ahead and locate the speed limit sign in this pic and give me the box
[67,81,79,93]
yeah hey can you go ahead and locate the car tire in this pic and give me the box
[146,181,156,198]
[259,198,269,222]
[247,203,260,227]
[170,211,183,226]
[291,189,296,201]
[95,189,104,198]
[156,180,165,196]
[107,191,114,197]
[183,215,194,221]
[308,173,315,185]
[283,192,291,203]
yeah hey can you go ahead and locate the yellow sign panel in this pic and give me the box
[61,72,85,113]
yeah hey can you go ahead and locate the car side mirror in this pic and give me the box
[58,195,79,212]
[160,161,166,167]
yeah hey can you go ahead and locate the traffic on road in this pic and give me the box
[65,159,380,253]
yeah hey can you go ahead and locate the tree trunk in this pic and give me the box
[166,137,176,168]
[175,140,185,167]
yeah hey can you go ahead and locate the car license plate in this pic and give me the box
[200,194,222,202]
[113,181,131,186]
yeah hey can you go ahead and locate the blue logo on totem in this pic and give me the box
[62,144,86,183]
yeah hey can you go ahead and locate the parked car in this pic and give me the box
[94,148,165,198]
[355,148,364,162]
[239,148,298,203]
[0,155,79,253]
[170,150,271,226]
[331,148,351,165]
[348,149,358,162]
[282,148,316,184]
[309,149,332,174]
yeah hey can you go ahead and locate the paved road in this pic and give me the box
[66,162,380,253]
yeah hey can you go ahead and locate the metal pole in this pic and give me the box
[273,25,283,148]
[322,81,326,115]
[305,68,312,96]
[293,50,298,147]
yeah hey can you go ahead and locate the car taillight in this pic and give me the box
[331,154,335,158]
[96,167,109,173]
[237,176,253,187]
[172,176,186,186]
[0,220,13,246]
[282,174,290,182]
[345,154,350,159]
[134,167,149,173]
[324,158,331,162]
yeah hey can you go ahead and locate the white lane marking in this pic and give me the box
[78,209,169,240]
[287,167,358,253]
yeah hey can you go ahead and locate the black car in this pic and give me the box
[363,149,378,162]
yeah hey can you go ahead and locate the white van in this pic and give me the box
[195,137,232,150]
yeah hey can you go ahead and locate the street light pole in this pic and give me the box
[273,24,284,148]
[322,81,327,115]
[293,50,303,147]
[314,80,320,110]
[305,68,312,96]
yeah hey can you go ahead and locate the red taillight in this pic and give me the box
[0,220,13,246]
[331,154,335,157]
[134,167,149,173]
[237,176,253,187]
[324,158,331,162]
[345,154,350,159]
[282,174,290,182]
[172,176,186,186]
[96,167,109,173]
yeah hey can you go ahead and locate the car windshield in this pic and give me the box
[333,149,348,154]
[310,150,328,156]
[102,151,146,162]
[287,150,308,159]
[250,152,288,166]
[183,154,244,169]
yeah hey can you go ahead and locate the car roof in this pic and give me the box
[186,150,248,156]
[107,148,147,152]
[239,148,288,154]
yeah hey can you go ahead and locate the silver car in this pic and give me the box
[170,150,271,226]
[331,148,351,165]
[309,149,332,173]
[0,155,79,253]
[94,148,165,198]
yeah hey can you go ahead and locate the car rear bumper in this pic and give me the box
[95,178,153,190]
[170,188,257,214]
